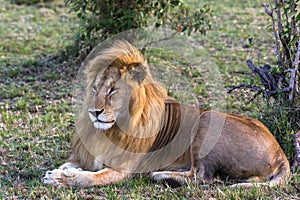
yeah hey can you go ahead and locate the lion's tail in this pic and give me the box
[269,159,290,187]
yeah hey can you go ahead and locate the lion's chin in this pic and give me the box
[93,121,114,130]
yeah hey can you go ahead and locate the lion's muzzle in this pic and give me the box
[88,109,115,130]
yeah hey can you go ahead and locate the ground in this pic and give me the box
[0,0,299,199]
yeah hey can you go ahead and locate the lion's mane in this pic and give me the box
[69,41,186,171]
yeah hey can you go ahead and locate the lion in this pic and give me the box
[43,40,290,188]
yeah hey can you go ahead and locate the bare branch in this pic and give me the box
[275,0,292,67]
[227,84,264,103]
[289,69,296,100]
[280,0,290,38]
[228,60,294,101]
[274,0,283,34]
[293,39,300,93]
[292,130,300,173]
[227,84,262,94]
[40,55,59,64]
[246,60,273,90]
[263,3,273,16]
[264,3,282,65]
[290,0,298,36]
[284,40,300,100]
[296,38,299,95]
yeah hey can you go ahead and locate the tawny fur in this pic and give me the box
[43,40,290,188]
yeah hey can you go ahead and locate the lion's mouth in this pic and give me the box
[93,120,115,130]
[88,110,115,130]
[96,119,115,124]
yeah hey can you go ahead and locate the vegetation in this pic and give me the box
[0,0,299,199]
[65,0,211,50]
[226,0,300,160]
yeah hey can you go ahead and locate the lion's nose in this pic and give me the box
[89,109,104,117]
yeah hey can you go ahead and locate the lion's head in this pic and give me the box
[73,40,180,172]
[84,41,168,132]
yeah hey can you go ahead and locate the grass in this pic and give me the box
[0,0,299,199]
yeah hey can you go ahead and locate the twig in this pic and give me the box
[262,64,278,90]
[247,91,262,104]
[284,68,294,99]
[246,60,273,90]
[290,0,298,36]
[274,0,283,39]
[284,40,300,100]
[280,0,290,38]
[276,0,292,66]
[228,60,294,101]
[40,55,59,64]
[288,69,296,100]
[292,39,300,98]
[263,3,272,16]
[292,130,300,173]
[229,71,251,75]
[226,84,262,94]
[141,31,177,53]
[264,3,281,65]
[291,182,300,193]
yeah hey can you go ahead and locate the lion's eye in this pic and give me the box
[92,85,97,94]
[108,87,118,96]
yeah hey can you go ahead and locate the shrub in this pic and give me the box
[228,0,300,160]
[64,0,211,48]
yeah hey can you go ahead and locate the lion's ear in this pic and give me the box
[127,62,147,84]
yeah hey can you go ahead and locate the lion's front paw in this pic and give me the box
[43,168,91,187]
[43,169,66,187]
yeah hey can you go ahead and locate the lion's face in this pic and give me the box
[88,66,121,130]
[88,63,146,131]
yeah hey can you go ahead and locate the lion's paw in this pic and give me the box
[43,168,65,187]
[43,168,86,187]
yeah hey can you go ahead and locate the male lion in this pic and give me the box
[43,40,290,187]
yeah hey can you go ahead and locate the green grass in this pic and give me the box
[0,0,299,199]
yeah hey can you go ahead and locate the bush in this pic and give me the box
[64,0,211,48]
[228,0,300,160]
